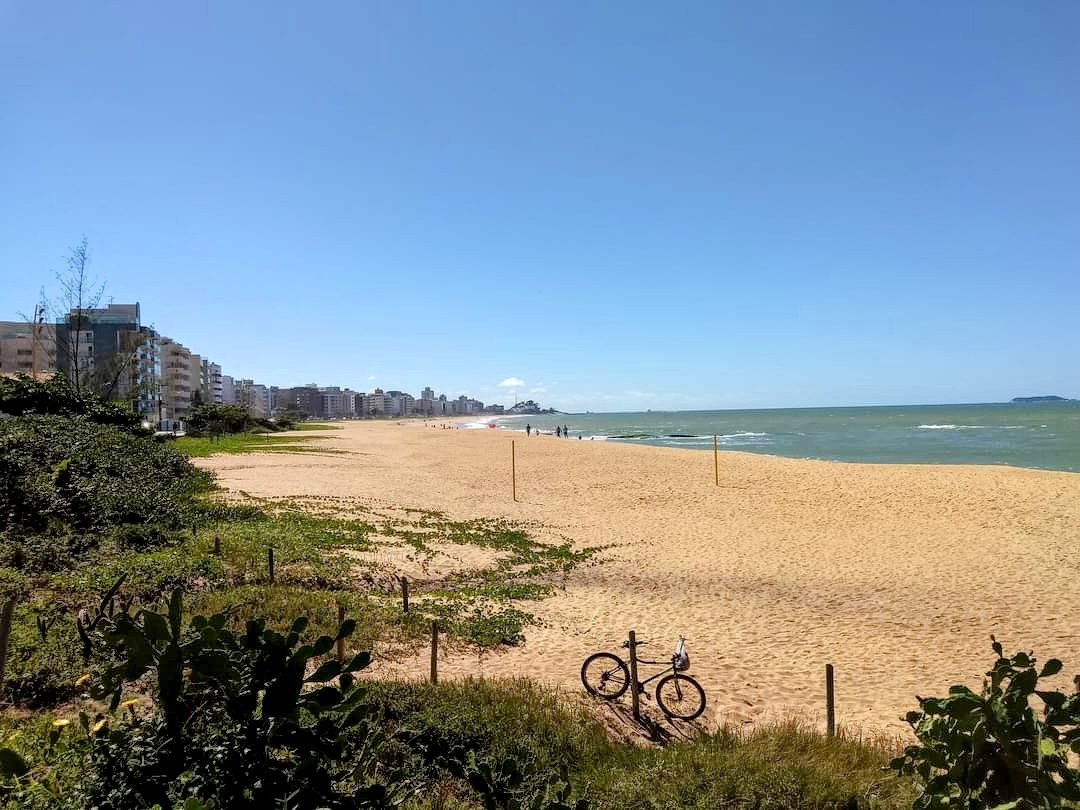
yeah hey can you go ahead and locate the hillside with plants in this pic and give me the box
[0,374,1077,809]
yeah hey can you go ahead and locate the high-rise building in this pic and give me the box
[369,388,386,416]
[207,362,223,403]
[220,375,236,405]
[159,337,198,423]
[235,379,268,418]
[53,303,160,418]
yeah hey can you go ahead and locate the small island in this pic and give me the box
[1011,395,1077,403]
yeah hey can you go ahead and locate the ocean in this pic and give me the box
[479,403,1080,473]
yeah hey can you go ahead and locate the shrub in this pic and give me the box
[0,374,143,433]
[22,590,413,809]
[185,403,252,437]
[0,415,213,570]
[891,638,1080,809]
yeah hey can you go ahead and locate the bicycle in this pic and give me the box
[580,636,706,721]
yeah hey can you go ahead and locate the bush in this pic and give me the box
[0,415,213,570]
[3,592,414,809]
[185,403,252,437]
[0,374,143,433]
[891,638,1080,809]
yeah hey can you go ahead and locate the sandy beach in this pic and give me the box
[198,420,1080,734]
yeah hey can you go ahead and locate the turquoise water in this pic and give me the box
[486,403,1080,472]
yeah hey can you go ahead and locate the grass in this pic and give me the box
[364,678,916,810]
[292,421,342,430]
[0,677,916,810]
[173,432,332,457]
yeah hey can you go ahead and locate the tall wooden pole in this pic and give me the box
[713,434,719,485]
[511,440,517,502]
[628,630,641,721]
[0,598,15,688]
[430,622,439,684]
[825,663,836,736]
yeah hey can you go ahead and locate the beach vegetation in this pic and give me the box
[0,374,144,434]
[891,638,1080,809]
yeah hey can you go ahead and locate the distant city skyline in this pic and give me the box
[2,2,1077,410]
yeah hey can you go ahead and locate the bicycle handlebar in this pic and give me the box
[620,640,649,648]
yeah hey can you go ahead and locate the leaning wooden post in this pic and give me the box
[268,547,275,584]
[511,440,517,502]
[0,598,15,688]
[825,663,836,736]
[212,535,221,556]
[336,604,346,665]
[400,576,409,613]
[430,622,439,684]
[628,629,641,722]
[713,434,719,485]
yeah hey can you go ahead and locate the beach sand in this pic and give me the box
[198,420,1080,734]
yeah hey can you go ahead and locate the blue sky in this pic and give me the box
[1,1,1077,411]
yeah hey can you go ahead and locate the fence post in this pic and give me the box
[268,547,275,584]
[213,535,221,556]
[400,576,409,613]
[628,629,641,721]
[0,598,15,688]
[430,622,439,684]
[826,663,836,736]
[511,440,517,502]
[713,434,719,485]
[337,604,346,665]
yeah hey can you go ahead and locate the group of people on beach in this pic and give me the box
[525,423,572,438]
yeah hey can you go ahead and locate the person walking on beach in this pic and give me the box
[563,424,569,438]
[556,426,562,438]
[526,423,531,436]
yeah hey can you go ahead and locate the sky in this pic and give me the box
[1,1,1077,411]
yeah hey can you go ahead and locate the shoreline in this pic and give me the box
[199,419,1080,734]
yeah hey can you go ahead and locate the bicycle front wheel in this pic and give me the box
[580,653,630,700]
[655,673,706,721]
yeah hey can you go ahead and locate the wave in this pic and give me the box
[718,431,768,438]
[917,424,1026,431]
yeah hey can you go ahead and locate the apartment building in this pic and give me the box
[220,375,236,405]
[159,337,198,423]
[235,379,268,418]
[0,320,57,376]
[53,303,161,419]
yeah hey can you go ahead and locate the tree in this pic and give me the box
[53,237,106,395]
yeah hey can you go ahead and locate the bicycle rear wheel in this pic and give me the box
[580,653,630,700]
[655,673,706,720]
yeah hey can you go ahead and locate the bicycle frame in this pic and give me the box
[631,652,682,688]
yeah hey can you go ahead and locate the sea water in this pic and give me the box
[488,403,1080,472]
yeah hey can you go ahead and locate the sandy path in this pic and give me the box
[198,420,1080,734]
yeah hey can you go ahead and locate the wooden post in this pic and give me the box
[430,622,439,684]
[336,604,346,664]
[268,547,275,584]
[825,663,836,736]
[213,535,221,556]
[713,434,719,485]
[628,630,641,721]
[400,576,409,613]
[0,598,15,688]
[511,440,517,502]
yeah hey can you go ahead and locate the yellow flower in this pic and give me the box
[51,718,71,728]
[92,718,108,733]
[119,698,139,710]
[75,674,92,688]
